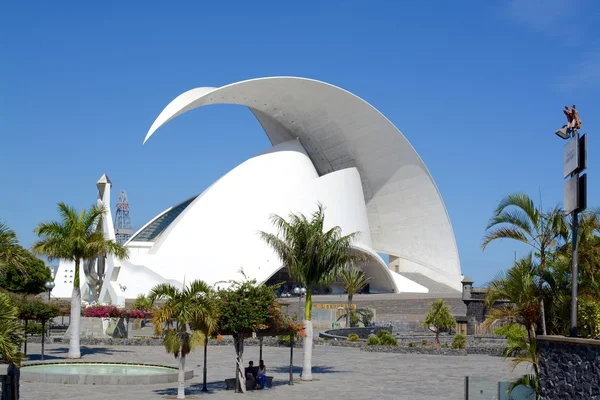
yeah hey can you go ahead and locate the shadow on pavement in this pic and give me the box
[153,377,299,397]
[36,346,132,358]
[153,381,227,396]
[270,365,349,374]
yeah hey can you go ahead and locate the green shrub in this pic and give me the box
[349,312,361,327]
[494,323,528,357]
[421,339,428,346]
[347,333,360,342]
[376,329,392,338]
[360,308,374,326]
[408,342,415,347]
[452,333,467,349]
[366,335,380,345]
[578,298,600,338]
[379,334,398,346]
[442,343,449,348]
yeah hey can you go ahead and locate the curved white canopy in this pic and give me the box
[144,77,461,290]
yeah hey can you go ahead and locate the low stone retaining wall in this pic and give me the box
[40,335,505,356]
[362,345,467,356]
[319,326,392,340]
[538,335,600,400]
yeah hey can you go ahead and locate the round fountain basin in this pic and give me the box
[21,362,194,385]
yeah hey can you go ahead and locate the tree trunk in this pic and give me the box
[201,338,208,392]
[539,299,547,336]
[23,319,27,356]
[434,330,440,347]
[539,252,547,335]
[302,289,313,381]
[234,334,245,393]
[527,325,539,377]
[346,294,352,328]
[177,348,186,399]
[68,259,82,359]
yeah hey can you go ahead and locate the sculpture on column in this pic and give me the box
[559,105,582,138]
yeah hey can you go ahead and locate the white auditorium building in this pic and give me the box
[52,77,462,306]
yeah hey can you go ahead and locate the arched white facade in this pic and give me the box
[144,77,461,291]
[51,77,461,305]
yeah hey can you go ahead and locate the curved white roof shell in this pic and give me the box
[144,77,461,291]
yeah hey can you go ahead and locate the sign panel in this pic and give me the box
[564,175,579,215]
[564,174,587,215]
[579,133,587,172]
[564,134,580,178]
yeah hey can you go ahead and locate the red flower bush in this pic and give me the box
[83,305,147,319]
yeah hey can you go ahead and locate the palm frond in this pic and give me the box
[0,222,25,272]
[148,283,180,305]
[0,292,23,365]
[493,193,539,225]
[339,266,373,296]
[482,227,529,250]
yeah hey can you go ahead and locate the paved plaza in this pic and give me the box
[21,343,527,400]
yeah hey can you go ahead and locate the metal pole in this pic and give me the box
[570,210,579,337]
[41,320,46,361]
[48,290,51,301]
[259,337,263,361]
[289,332,294,385]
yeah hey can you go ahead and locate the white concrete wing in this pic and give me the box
[144,77,461,291]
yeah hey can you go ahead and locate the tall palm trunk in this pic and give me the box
[68,259,81,359]
[539,251,547,335]
[177,346,186,399]
[346,294,353,327]
[302,289,313,381]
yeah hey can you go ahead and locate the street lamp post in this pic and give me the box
[293,287,306,317]
[44,281,55,302]
[556,107,587,337]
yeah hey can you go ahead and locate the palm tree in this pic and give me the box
[259,203,362,381]
[422,299,456,346]
[338,266,372,327]
[149,280,216,400]
[482,193,566,334]
[32,202,128,359]
[484,254,540,376]
[0,291,23,365]
[188,292,218,393]
[0,221,24,272]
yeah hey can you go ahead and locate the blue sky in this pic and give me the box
[1,0,599,285]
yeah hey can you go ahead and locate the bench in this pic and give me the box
[224,376,273,390]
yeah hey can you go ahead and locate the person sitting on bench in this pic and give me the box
[245,361,257,382]
[256,359,268,389]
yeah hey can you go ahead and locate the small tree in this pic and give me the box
[422,299,456,346]
[131,294,153,312]
[149,280,216,400]
[338,266,372,328]
[216,275,301,392]
[14,295,60,357]
[0,246,52,295]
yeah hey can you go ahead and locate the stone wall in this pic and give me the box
[320,326,392,340]
[538,335,600,400]
[280,295,466,332]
